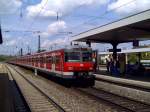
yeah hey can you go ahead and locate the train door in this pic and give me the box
[55,55,62,73]
[38,55,40,68]
[44,54,46,69]
[40,54,44,68]
[51,53,55,72]
[60,53,64,74]
[35,55,38,67]
[46,54,52,70]
[92,50,98,72]
[34,57,36,67]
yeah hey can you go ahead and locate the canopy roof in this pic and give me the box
[73,9,150,43]
[99,47,150,55]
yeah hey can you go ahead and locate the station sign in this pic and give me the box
[109,49,121,52]
[133,40,139,47]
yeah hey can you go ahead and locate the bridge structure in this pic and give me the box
[72,9,150,60]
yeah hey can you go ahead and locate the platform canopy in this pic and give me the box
[72,9,150,43]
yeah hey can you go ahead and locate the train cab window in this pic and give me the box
[82,52,92,62]
[65,52,80,62]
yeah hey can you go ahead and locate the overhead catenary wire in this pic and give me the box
[19,0,137,38]
[24,0,49,32]
[68,0,137,35]
[17,0,49,53]
[20,0,49,40]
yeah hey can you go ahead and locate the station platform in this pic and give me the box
[95,73,150,105]
[0,65,14,112]
[96,65,150,82]
[95,74,150,90]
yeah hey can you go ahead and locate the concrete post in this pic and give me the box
[34,69,37,76]
[125,53,128,64]
[138,52,141,64]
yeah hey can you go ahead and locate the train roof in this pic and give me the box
[99,47,150,55]
[17,45,92,58]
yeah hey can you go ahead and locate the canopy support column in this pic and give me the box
[111,42,119,60]
[86,41,91,47]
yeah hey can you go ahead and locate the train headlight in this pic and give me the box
[90,67,93,70]
[68,67,73,70]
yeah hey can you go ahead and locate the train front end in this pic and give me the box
[63,47,95,86]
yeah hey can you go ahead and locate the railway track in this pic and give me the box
[5,64,66,112]
[6,64,150,112]
[77,86,150,112]
[6,64,129,112]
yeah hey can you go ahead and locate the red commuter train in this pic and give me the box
[9,46,95,86]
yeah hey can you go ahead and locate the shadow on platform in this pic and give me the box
[0,73,14,112]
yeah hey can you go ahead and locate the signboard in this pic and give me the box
[133,40,139,47]
[109,49,121,52]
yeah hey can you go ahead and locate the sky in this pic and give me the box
[0,0,150,55]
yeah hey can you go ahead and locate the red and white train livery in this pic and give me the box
[9,46,95,86]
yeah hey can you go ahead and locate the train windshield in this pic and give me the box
[65,52,80,62]
[65,51,92,62]
[82,52,92,62]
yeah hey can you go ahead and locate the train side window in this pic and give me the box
[37,57,40,62]
[38,57,40,63]
[41,57,43,63]
[52,56,55,64]
[36,57,38,62]
[46,56,52,63]
[42,56,45,63]
[32,58,34,62]
[43,57,46,63]
[56,56,60,64]
[40,57,43,63]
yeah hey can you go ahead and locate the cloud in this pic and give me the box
[0,0,22,14]
[108,0,150,15]
[47,21,66,34]
[3,35,23,47]
[26,0,109,18]
[41,37,69,48]
[41,20,67,37]
[5,40,17,46]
